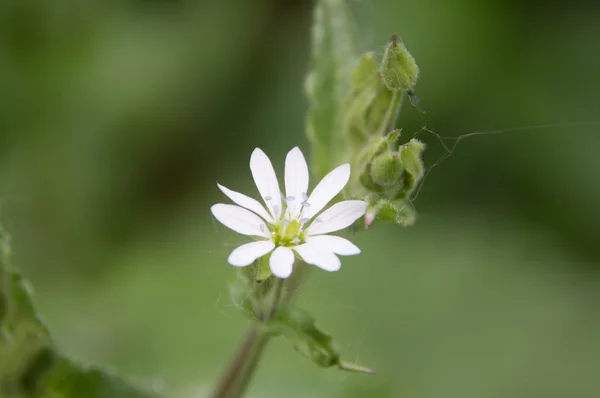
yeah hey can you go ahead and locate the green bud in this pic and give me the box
[379,34,419,92]
[398,138,425,198]
[351,51,378,87]
[357,132,401,194]
[370,152,404,187]
[357,130,400,166]
[365,199,416,228]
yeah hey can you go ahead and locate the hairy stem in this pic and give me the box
[378,89,405,137]
[212,278,286,398]
[212,323,265,398]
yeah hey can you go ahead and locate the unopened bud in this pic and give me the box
[368,199,416,228]
[370,153,404,187]
[379,34,419,92]
[400,138,425,181]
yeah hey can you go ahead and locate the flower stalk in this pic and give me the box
[213,277,287,398]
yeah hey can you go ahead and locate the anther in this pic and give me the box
[301,201,310,207]
[286,196,295,202]
[314,218,322,223]
[301,192,308,201]
[264,196,272,201]
[260,224,266,232]
[300,218,310,224]
[291,238,301,244]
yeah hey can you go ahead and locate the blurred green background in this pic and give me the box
[2,0,600,397]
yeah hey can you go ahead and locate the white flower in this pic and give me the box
[211,147,367,279]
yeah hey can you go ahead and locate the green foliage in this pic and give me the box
[267,307,373,374]
[343,52,395,150]
[0,227,158,398]
[305,0,357,179]
[305,0,425,230]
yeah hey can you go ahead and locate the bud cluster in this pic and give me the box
[342,34,425,228]
[358,132,425,227]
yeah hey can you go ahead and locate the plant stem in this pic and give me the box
[212,323,266,398]
[212,278,286,398]
[227,328,270,398]
[378,89,405,137]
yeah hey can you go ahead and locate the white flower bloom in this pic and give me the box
[211,147,366,279]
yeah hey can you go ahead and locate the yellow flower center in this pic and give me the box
[273,219,305,247]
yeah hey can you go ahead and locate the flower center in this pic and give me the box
[273,219,304,247]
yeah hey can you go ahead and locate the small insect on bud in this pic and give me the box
[379,34,419,92]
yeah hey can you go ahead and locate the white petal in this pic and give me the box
[284,147,309,219]
[250,148,282,220]
[211,204,270,238]
[294,243,341,272]
[227,241,275,267]
[217,183,274,224]
[306,235,361,255]
[306,200,367,236]
[301,164,350,220]
[269,246,294,278]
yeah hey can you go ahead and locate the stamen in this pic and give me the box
[300,218,310,224]
[264,196,272,201]
[301,192,308,201]
[273,204,280,215]
[286,196,295,202]
[291,238,301,244]
[301,201,310,207]
[260,224,266,232]
[314,218,322,223]
[281,220,290,228]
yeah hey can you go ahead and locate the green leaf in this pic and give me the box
[0,227,159,398]
[305,0,357,179]
[268,307,373,374]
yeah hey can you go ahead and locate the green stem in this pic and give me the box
[212,323,265,398]
[228,328,270,398]
[212,278,287,398]
[377,89,405,137]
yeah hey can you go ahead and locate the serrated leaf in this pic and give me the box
[268,307,373,374]
[305,0,357,179]
[0,227,159,398]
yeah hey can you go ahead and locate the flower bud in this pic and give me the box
[370,152,404,188]
[367,199,416,228]
[379,34,419,92]
[398,138,425,198]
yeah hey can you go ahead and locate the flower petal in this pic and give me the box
[294,243,341,272]
[227,241,275,267]
[250,148,282,220]
[284,147,309,219]
[211,204,270,238]
[306,200,367,236]
[306,235,361,255]
[217,183,274,224]
[301,164,350,220]
[269,246,294,278]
